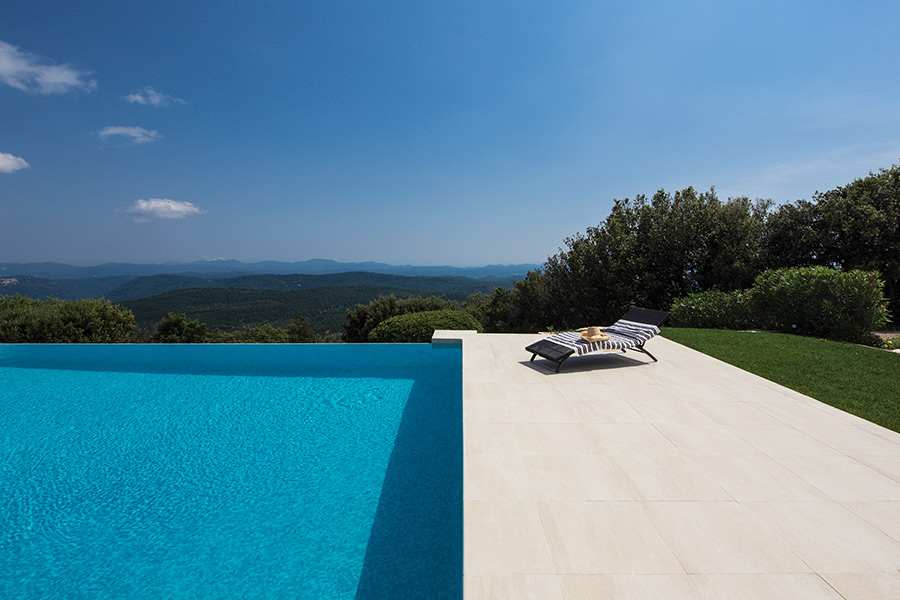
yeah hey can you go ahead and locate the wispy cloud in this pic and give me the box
[120,198,207,222]
[98,126,162,145]
[124,86,186,107]
[0,41,96,94]
[0,152,30,174]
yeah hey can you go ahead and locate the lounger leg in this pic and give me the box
[627,344,658,362]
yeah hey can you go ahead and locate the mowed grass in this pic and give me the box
[661,328,900,434]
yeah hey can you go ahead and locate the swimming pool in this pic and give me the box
[0,343,462,599]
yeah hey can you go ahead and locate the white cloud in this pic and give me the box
[98,126,162,145]
[0,41,96,94]
[0,152,30,174]
[124,86,185,107]
[121,198,207,222]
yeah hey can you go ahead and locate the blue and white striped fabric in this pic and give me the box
[544,320,660,356]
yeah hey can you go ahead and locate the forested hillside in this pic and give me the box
[0,275,133,300]
[107,272,510,302]
[120,285,483,334]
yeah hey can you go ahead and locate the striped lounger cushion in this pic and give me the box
[544,320,661,356]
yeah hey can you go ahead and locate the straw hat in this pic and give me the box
[580,326,609,342]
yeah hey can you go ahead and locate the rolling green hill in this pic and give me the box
[119,285,483,334]
[107,271,511,302]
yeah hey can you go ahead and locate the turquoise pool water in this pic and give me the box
[0,344,462,599]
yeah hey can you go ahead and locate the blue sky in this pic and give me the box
[2,1,899,267]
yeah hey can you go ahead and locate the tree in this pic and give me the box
[285,313,318,342]
[151,312,208,343]
[508,187,771,330]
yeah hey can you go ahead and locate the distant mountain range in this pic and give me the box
[0,259,540,281]
[0,260,539,333]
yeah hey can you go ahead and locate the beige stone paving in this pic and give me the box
[435,331,900,599]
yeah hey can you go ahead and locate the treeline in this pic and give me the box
[470,164,899,332]
[0,296,320,344]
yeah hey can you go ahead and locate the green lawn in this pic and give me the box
[661,328,900,434]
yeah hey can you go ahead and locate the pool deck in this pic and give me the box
[434,331,900,599]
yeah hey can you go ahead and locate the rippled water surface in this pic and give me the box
[0,344,462,599]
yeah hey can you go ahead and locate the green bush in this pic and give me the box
[0,295,136,343]
[151,312,208,343]
[750,266,889,342]
[367,309,482,343]
[343,295,458,342]
[669,289,756,329]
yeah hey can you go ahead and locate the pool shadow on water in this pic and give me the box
[355,371,463,599]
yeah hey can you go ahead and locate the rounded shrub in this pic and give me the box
[367,309,482,343]
[669,289,756,329]
[343,295,458,342]
[750,266,889,343]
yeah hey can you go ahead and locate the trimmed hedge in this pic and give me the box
[367,309,482,343]
[668,266,890,343]
[750,266,889,343]
[669,290,756,330]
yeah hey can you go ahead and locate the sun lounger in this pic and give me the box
[525,307,669,372]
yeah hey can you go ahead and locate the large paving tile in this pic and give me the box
[463,381,506,403]
[557,574,702,599]
[751,398,852,425]
[610,454,732,501]
[775,455,900,501]
[464,574,564,600]
[841,501,900,544]
[820,573,900,600]
[552,382,626,402]
[645,502,810,574]
[502,382,568,402]
[586,423,682,454]
[516,423,600,455]
[627,400,717,425]
[729,423,842,457]
[567,398,647,423]
[797,424,900,457]
[523,454,635,501]
[654,424,762,456]
[693,454,828,501]
[689,574,843,599]
[744,501,900,573]
[607,382,682,402]
[855,455,900,484]
[464,423,522,455]
[663,383,741,403]
[689,399,783,426]
[539,501,685,574]
[465,453,534,501]
[464,501,555,575]
[716,382,800,404]
[466,398,581,424]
